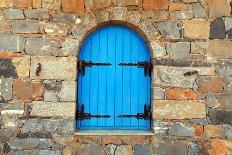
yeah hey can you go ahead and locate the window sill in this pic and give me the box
[74,130,154,136]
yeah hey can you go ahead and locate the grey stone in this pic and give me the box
[224,125,232,140]
[21,119,59,133]
[57,120,75,135]
[115,145,133,155]
[0,129,14,143]
[134,144,152,155]
[33,150,62,155]
[153,120,170,135]
[0,10,10,33]
[156,21,181,39]
[105,144,117,155]
[189,119,209,125]
[153,87,165,100]
[192,3,207,18]
[154,66,197,88]
[40,22,69,37]
[225,17,232,31]
[0,35,25,52]
[75,144,105,155]
[3,9,24,20]
[0,78,13,101]
[44,82,62,91]
[71,25,87,41]
[61,38,79,56]
[209,109,232,125]
[1,104,24,116]
[191,41,208,54]
[31,132,52,138]
[170,11,193,20]
[12,20,39,34]
[58,81,76,101]
[209,17,226,39]
[167,42,190,60]
[25,38,60,56]
[0,59,18,78]
[156,140,188,155]
[44,91,58,102]
[8,150,28,155]
[188,143,201,155]
[110,7,127,21]
[51,13,77,24]
[169,122,194,137]
[3,143,10,154]
[24,9,49,20]
[151,41,166,58]
[8,138,52,150]
[206,93,217,108]
[2,116,17,127]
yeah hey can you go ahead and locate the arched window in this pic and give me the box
[77,25,151,130]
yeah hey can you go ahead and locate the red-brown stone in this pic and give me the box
[194,125,203,138]
[202,139,230,155]
[13,80,44,102]
[143,0,168,11]
[166,88,197,100]
[0,52,21,58]
[62,0,84,13]
[14,0,32,8]
[198,77,224,93]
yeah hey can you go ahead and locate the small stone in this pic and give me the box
[33,0,42,8]
[30,101,75,118]
[75,144,105,155]
[61,38,79,56]
[150,41,166,58]
[33,150,62,155]
[157,140,188,155]
[206,93,218,108]
[197,76,224,93]
[224,125,232,140]
[0,59,18,78]
[0,79,13,101]
[3,143,10,154]
[57,119,75,135]
[154,100,206,119]
[167,42,190,60]
[12,20,40,34]
[170,11,193,20]
[110,7,127,21]
[134,144,152,155]
[224,17,232,32]
[105,144,117,155]
[192,3,207,18]
[156,21,181,39]
[44,91,58,102]
[143,0,168,11]
[194,125,204,137]
[209,17,226,39]
[14,0,32,8]
[204,125,225,138]
[62,0,84,13]
[184,19,210,39]
[0,129,13,143]
[51,13,77,24]
[207,39,232,58]
[42,0,61,10]
[208,0,231,18]
[191,41,208,54]
[3,8,24,20]
[40,21,69,36]
[0,10,10,33]
[0,35,25,52]
[153,87,165,100]
[115,145,133,155]
[58,81,76,102]
[12,56,30,78]
[71,25,87,41]
[169,3,192,12]
[166,88,197,100]
[209,109,232,125]
[188,143,201,155]
[44,82,62,91]
[24,9,49,20]
[1,104,24,116]
[169,122,195,137]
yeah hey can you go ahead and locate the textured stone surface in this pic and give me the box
[30,101,75,118]
[3,8,24,19]
[30,56,77,80]
[0,129,13,143]
[154,100,206,119]
[153,87,165,100]
[166,88,197,100]
[58,81,76,102]
[0,59,18,78]
[188,143,201,155]
[167,42,190,59]
[33,150,62,155]
[51,13,77,24]
[184,19,210,39]
[143,0,168,11]
[168,122,195,137]
[0,35,25,52]
[0,10,10,33]
[197,76,224,93]
[204,125,225,138]
[75,144,105,155]
[105,144,117,155]
[208,0,231,18]
[209,17,226,39]
[1,104,24,116]
[61,38,79,56]
[115,145,133,155]
[117,0,139,6]
[209,110,232,125]
[207,39,232,58]
[24,9,49,19]
[191,41,208,54]
[170,11,193,20]
[134,144,152,155]
[14,0,32,8]
[156,21,181,39]
[0,79,13,101]
[62,0,84,13]
[44,91,58,102]
[12,56,30,78]
[156,140,188,155]
[40,22,69,36]
[57,119,75,135]
[42,0,61,10]
[192,3,207,18]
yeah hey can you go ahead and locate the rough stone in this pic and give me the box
[8,138,52,150]
[61,38,79,56]
[197,76,224,93]
[44,82,62,91]
[0,35,25,52]
[154,66,198,88]
[188,143,201,155]
[154,100,206,119]
[134,144,152,155]
[0,10,10,33]
[225,17,232,32]
[169,3,192,12]
[25,38,60,56]
[57,119,75,135]
[184,19,210,39]
[62,0,85,13]
[8,150,28,155]
[156,21,181,39]
[44,91,58,102]
[21,119,59,133]
[12,56,30,78]
[166,88,197,100]
[202,139,232,155]
[208,0,231,18]
[169,122,194,137]
[95,10,109,23]
[0,59,18,78]
[3,143,10,154]
[156,140,188,155]
[42,0,61,10]
[194,125,204,137]
[33,150,62,155]
[153,87,165,100]
[209,109,232,125]
[13,80,44,102]
[51,13,77,24]
[110,7,127,21]
[191,41,208,54]
[143,0,168,11]
[3,8,24,20]
[153,120,170,135]
[0,129,13,143]
[13,0,32,8]
[24,9,49,20]
[209,17,226,39]
[170,11,193,20]
[151,41,166,58]
[75,144,105,155]
[115,145,133,155]
[2,116,17,127]
[167,42,190,60]
[192,3,207,18]
[33,0,41,8]
[224,125,232,140]
[40,22,69,36]
[207,39,232,58]
[1,104,24,116]
[30,101,75,118]
[204,125,225,138]
[105,144,117,155]
[58,81,76,102]
[0,78,13,101]
[30,56,76,80]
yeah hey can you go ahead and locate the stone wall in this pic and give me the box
[0,0,232,155]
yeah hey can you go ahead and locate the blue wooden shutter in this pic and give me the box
[77,25,151,129]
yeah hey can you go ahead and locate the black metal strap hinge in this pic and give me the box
[78,60,112,76]
[119,61,152,77]
[77,104,111,120]
[118,104,151,120]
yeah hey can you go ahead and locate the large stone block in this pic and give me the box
[208,109,232,125]
[207,39,232,58]
[168,122,194,137]
[12,20,40,34]
[143,0,168,11]
[30,56,77,80]
[208,0,231,18]
[39,21,69,36]
[51,13,77,24]
[3,8,24,19]
[42,0,61,10]
[156,21,181,39]
[167,42,190,59]
[0,10,10,33]
[197,76,224,93]
[0,79,13,101]
[30,101,75,118]
[156,140,188,155]
[209,17,226,39]
[170,11,193,20]
[0,35,24,52]
[153,100,206,119]
[58,81,76,101]
[62,0,84,13]
[184,19,210,39]
[24,9,49,19]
